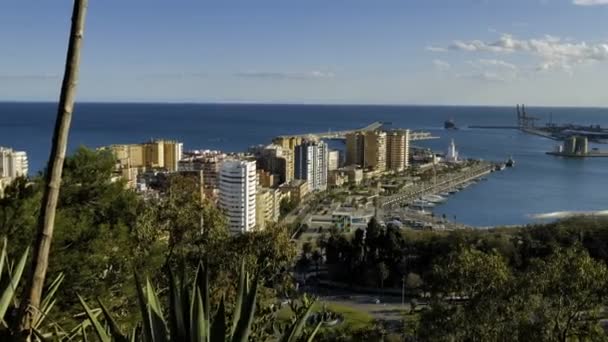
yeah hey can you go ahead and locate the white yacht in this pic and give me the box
[423,194,447,203]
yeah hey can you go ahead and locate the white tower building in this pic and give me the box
[446,139,459,163]
[219,160,257,234]
[0,147,28,178]
[294,140,328,191]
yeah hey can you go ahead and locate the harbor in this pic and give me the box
[469,104,608,143]
[546,136,608,158]
[379,161,496,209]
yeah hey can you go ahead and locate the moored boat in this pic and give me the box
[411,199,435,208]
[423,194,447,203]
[506,156,515,167]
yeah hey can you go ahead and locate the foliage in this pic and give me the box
[321,218,408,288]
[417,247,608,341]
[280,198,299,218]
[79,261,321,342]
[404,273,422,293]
[0,238,73,340]
[0,148,165,328]
[0,148,298,333]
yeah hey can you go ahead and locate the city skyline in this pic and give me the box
[2,1,608,106]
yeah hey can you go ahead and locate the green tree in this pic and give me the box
[405,272,423,294]
[0,148,166,329]
[302,242,313,258]
[419,248,514,341]
[522,248,608,341]
[419,247,608,341]
[376,262,389,289]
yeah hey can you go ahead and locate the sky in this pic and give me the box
[2,0,608,106]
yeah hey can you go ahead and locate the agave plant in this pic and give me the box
[79,261,323,342]
[0,237,68,341]
[276,294,322,342]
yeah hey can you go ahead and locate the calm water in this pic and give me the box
[2,102,608,227]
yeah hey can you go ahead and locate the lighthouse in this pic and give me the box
[446,139,459,163]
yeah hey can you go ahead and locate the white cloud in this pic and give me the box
[235,70,335,80]
[573,0,608,5]
[461,59,520,82]
[432,59,451,71]
[476,59,518,70]
[474,72,510,82]
[426,46,447,52]
[446,34,608,71]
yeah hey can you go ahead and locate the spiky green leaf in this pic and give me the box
[135,273,153,342]
[230,260,246,337]
[0,238,7,283]
[98,298,129,342]
[0,246,28,319]
[210,296,226,341]
[231,271,260,342]
[284,298,317,342]
[78,295,111,342]
[306,320,323,342]
[190,288,207,342]
[145,279,169,342]
[168,267,187,341]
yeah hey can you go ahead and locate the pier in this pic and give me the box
[471,105,608,144]
[546,151,608,158]
[468,125,519,129]
[277,121,439,141]
[378,163,495,208]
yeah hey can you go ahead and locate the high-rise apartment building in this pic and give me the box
[255,187,281,230]
[345,132,365,167]
[272,136,303,151]
[109,139,183,172]
[294,140,328,191]
[0,147,28,197]
[328,150,340,171]
[271,136,302,181]
[179,151,226,200]
[363,131,387,171]
[219,160,257,234]
[255,144,292,185]
[0,147,28,179]
[386,130,410,171]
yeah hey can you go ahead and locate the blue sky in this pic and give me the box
[2,0,608,105]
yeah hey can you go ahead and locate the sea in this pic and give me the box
[2,102,608,227]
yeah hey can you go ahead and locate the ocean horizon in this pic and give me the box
[2,101,608,227]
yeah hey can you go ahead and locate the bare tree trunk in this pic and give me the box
[17,0,88,336]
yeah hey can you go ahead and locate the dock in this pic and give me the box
[277,121,439,141]
[470,105,608,143]
[522,128,560,140]
[378,163,495,208]
[468,125,519,129]
[546,151,608,158]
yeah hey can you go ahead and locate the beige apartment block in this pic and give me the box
[364,131,387,171]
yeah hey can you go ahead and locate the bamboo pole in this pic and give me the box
[17,0,88,335]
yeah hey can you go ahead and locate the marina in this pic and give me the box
[379,162,496,209]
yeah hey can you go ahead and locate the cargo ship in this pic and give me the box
[444,119,457,130]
